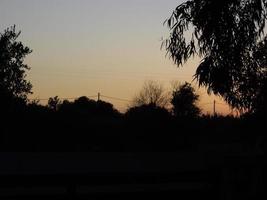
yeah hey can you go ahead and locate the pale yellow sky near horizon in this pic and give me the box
[0,0,232,115]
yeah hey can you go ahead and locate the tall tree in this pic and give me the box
[132,80,169,107]
[171,82,200,118]
[164,0,267,112]
[0,25,32,101]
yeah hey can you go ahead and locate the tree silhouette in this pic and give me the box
[164,0,267,111]
[48,96,61,111]
[251,38,267,117]
[27,99,50,115]
[132,80,169,107]
[58,96,120,118]
[171,82,200,118]
[126,104,170,122]
[0,25,32,101]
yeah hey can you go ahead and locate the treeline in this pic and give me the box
[0,26,266,152]
[0,91,265,152]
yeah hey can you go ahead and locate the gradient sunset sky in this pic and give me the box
[0,0,232,114]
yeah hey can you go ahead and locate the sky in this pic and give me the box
[0,0,232,114]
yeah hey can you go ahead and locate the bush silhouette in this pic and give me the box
[58,96,120,118]
[126,103,170,123]
[171,82,200,119]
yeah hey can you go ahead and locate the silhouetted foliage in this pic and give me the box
[0,91,265,153]
[27,99,50,115]
[0,15,264,200]
[251,38,267,118]
[171,82,200,118]
[48,96,61,111]
[0,25,32,102]
[58,96,120,118]
[96,100,121,117]
[0,24,264,158]
[164,0,267,111]
[132,80,169,107]
[126,104,170,122]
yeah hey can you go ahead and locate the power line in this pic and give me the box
[30,95,230,107]
[29,94,232,115]
[216,102,229,106]
[29,95,98,101]
[101,95,133,103]
[199,102,213,106]
[29,94,132,103]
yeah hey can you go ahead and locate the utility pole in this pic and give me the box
[213,100,216,116]
[98,92,100,101]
